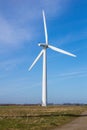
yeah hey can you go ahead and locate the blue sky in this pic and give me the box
[0,0,87,104]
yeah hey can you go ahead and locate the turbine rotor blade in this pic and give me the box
[48,45,76,57]
[29,50,43,71]
[42,10,48,45]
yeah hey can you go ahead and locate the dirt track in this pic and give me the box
[54,111,87,130]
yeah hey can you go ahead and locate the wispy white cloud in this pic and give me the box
[54,69,87,79]
[56,28,87,52]
[0,15,31,46]
[0,57,25,72]
[0,0,71,49]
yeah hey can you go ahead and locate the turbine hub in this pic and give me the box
[38,43,48,48]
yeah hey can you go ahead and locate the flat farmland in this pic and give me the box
[0,105,87,130]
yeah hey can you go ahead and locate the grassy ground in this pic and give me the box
[0,105,87,130]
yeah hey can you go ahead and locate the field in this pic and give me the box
[0,105,87,130]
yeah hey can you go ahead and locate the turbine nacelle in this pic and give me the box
[38,43,48,48]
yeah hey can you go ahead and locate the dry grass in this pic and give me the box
[0,105,87,130]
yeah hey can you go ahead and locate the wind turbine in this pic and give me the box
[29,10,76,107]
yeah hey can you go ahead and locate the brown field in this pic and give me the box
[0,105,87,130]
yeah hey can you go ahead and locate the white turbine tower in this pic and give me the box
[29,10,76,107]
